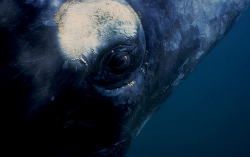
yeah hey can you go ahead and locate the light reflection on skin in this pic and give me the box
[55,0,140,62]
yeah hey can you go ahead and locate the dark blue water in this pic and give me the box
[126,6,250,157]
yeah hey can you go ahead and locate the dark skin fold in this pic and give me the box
[1,0,250,156]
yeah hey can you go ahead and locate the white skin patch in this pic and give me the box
[172,73,185,86]
[55,0,139,61]
[196,50,204,59]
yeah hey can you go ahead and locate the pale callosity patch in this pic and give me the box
[54,0,140,61]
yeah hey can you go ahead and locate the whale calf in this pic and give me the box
[1,0,249,156]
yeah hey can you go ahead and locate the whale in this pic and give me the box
[1,0,249,156]
[126,6,250,156]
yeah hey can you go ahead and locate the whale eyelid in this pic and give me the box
[111,44,138,53]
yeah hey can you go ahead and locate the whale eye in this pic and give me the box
[91,43,144,89]
[108,51,131,74]
[88,19,146,89]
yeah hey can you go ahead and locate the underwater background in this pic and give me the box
[126,6,250,157]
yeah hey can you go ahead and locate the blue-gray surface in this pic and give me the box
[126,6,250,157]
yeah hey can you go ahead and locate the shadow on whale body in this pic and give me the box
[1,0,249,156]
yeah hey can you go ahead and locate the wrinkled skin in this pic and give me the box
[1,0,249,156]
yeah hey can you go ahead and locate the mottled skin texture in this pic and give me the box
[0,0,249,156]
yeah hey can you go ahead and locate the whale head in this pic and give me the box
[1,0,249,156]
